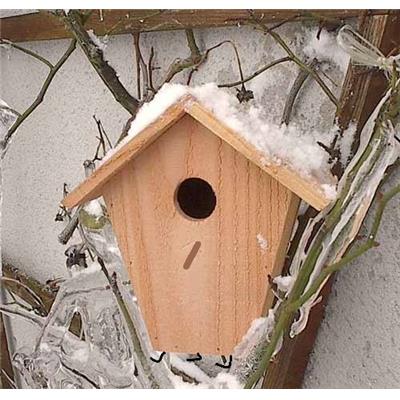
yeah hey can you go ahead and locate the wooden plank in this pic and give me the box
[103,113,299,355]
[262,10,400,389]
[0,9,389,43]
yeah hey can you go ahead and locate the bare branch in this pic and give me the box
[185,29,201,59]
[133,32,152,102]
[148,46,156,92]
[90,115,112,162]
[134,35,142,99]
[2,39,76,152]
[281,58,319,125]
[103,10,166,37]
[58,10,140,115]
[158,28,204,88]
[218,56,291,88]
[0,39,53,68]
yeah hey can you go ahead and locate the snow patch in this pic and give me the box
[87,29,108,51]
[83,199,103,217]
[322,183,338,200]
[233,312,274,357]
[339,122,357,164]
[213,372,242,389]
[39,342,51,352]
[303,29,350,73]
[70,261,101,277]
[69,347,90,363]
[170,354,212,385]
[273,275,294,293]
[256,233,268,252]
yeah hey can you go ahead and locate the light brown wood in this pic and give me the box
[0,10,384,43]
[63,97,332,211]
[102,114,299,354]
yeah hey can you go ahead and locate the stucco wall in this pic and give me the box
[1,22,399,388]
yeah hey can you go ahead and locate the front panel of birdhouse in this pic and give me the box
[102,114,299,355]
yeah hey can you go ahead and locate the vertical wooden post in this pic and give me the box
[262,10,400,389]
[0,314,14,388]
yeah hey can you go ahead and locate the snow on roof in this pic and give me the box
[111,83,336,198]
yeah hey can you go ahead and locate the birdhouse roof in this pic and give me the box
[62,84,337,211]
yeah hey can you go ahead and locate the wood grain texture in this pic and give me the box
[102,114,299,355]
[63,97,332,211]
[0,10,386,43]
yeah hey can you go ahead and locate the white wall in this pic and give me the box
[1,21,399,388]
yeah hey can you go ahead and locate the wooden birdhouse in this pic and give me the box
[63,94,332,356]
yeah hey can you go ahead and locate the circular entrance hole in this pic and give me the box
[176,177,217,220]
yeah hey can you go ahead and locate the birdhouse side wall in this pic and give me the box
[102,114,299,355]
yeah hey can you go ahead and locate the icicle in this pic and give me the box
[337,25,400,73]
[0,98,18,154]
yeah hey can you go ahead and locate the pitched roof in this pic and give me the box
[62,95,335,211]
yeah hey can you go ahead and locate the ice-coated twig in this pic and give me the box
[337,25,400,73]
[59,360,100,389]
[1,277,47,315]
[0,304,44,327]
[292,182,400,310]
